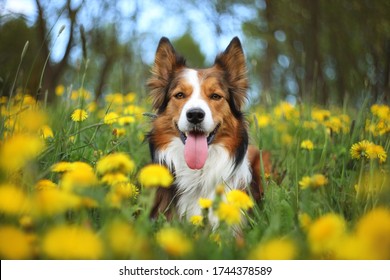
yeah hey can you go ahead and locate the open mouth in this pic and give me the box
[175,123,220,170]
[177,123,220,145]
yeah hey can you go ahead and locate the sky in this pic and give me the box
[2,0,254,65]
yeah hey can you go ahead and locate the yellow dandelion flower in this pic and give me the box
[298,212,312,232]
[299,174,328,189]
[101,172,129,186]
[249,238,298,260]
[55,84,65,96]
[86,101,97,112]
[40,125,54,139]
[51,161,74,173]
[367,144,387,163]
[96,152,135,175]
[17,109,48,133]
[307,213,346,256]
[216,202,241,226]
[112,128,126,137]
[0,184,30,216]
[32,188,81,216]
[118,115,136,126]
[19,215,34,229]
[190,215,204,226]
[105,220,149,259]
[199,197,213,209]
[0,226,34,259]
[274,102,298,120]
[371,104,390,120]
[334,234,376,260]
[303,121,318,130]
[281,133,293,145]
[125,92,137,103]
[138,164,173,188]
[300,139,314,150]
[60,162,98,191]
[34,179,57,191]
[256,114,271,128]
[0,133,45,172]
[350,140,373,160]
[112,182,138,199]
[355,207,390,259]
[104,112,119,124]
[42,225,103,259]
[71,109,88,122]
[312,109,331,123]
[226,189,254,210]
[156,228,192,257]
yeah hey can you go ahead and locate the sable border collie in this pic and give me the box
[147,37,271,224]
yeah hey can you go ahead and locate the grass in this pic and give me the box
[0,83,389,260]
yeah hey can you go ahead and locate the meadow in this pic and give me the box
[0,84,389,260]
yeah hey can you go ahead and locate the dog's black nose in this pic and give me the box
[186,108,205,124]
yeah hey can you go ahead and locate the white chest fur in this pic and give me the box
[156,138,252,222]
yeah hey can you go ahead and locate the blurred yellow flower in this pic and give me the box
[34,179,57,191]
[105,220,149,259]
[0,184,30,216]
[190,215,204,226]
[71,109,88,122]
[312,109,331,123]
[112,182,138,199]
[249,238,297,260]
[40,125,54,139]
[371,104,390,120]
[71,88,91,101]
[298,212,312,232]
[226,189,254,210]
[156,228,192,257]
[55,84,65,96]
[367,144,387,163]
[118,115,136,126]
[125,92,137,103]
[0,226,34,259]
[307,213,346,256]
[51,161,74,173]
[216,202,241,226]
[138,164,173,188]
[0,133,45,172]
[96,152,135,175]
[199,198,213,209]
[101,172,129,186]
[17,109,48,133]
[300,139,314,150]
[274,102,298,120]
[104,112,119,124]
[256,114,271,128]
[33,188,81,216]
[60,162,98,191]
[355,207,390,259]
[42,225,103,259]
[299,174,328,189]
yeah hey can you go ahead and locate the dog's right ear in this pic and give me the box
[147,37,186,113]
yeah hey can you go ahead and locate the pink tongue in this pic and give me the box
[184,132,208,169]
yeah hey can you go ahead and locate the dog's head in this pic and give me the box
[147,37,248,170]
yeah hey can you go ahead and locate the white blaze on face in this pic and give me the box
[177,69,214,133]
[177,69,215,170]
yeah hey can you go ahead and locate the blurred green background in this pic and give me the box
[1,0,389,106]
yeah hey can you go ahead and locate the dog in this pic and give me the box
[147,37,272,225]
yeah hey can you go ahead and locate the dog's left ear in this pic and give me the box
[214,37,248,111]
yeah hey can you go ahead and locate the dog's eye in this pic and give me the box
[174,92,185,99]
[210,93,222,100]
